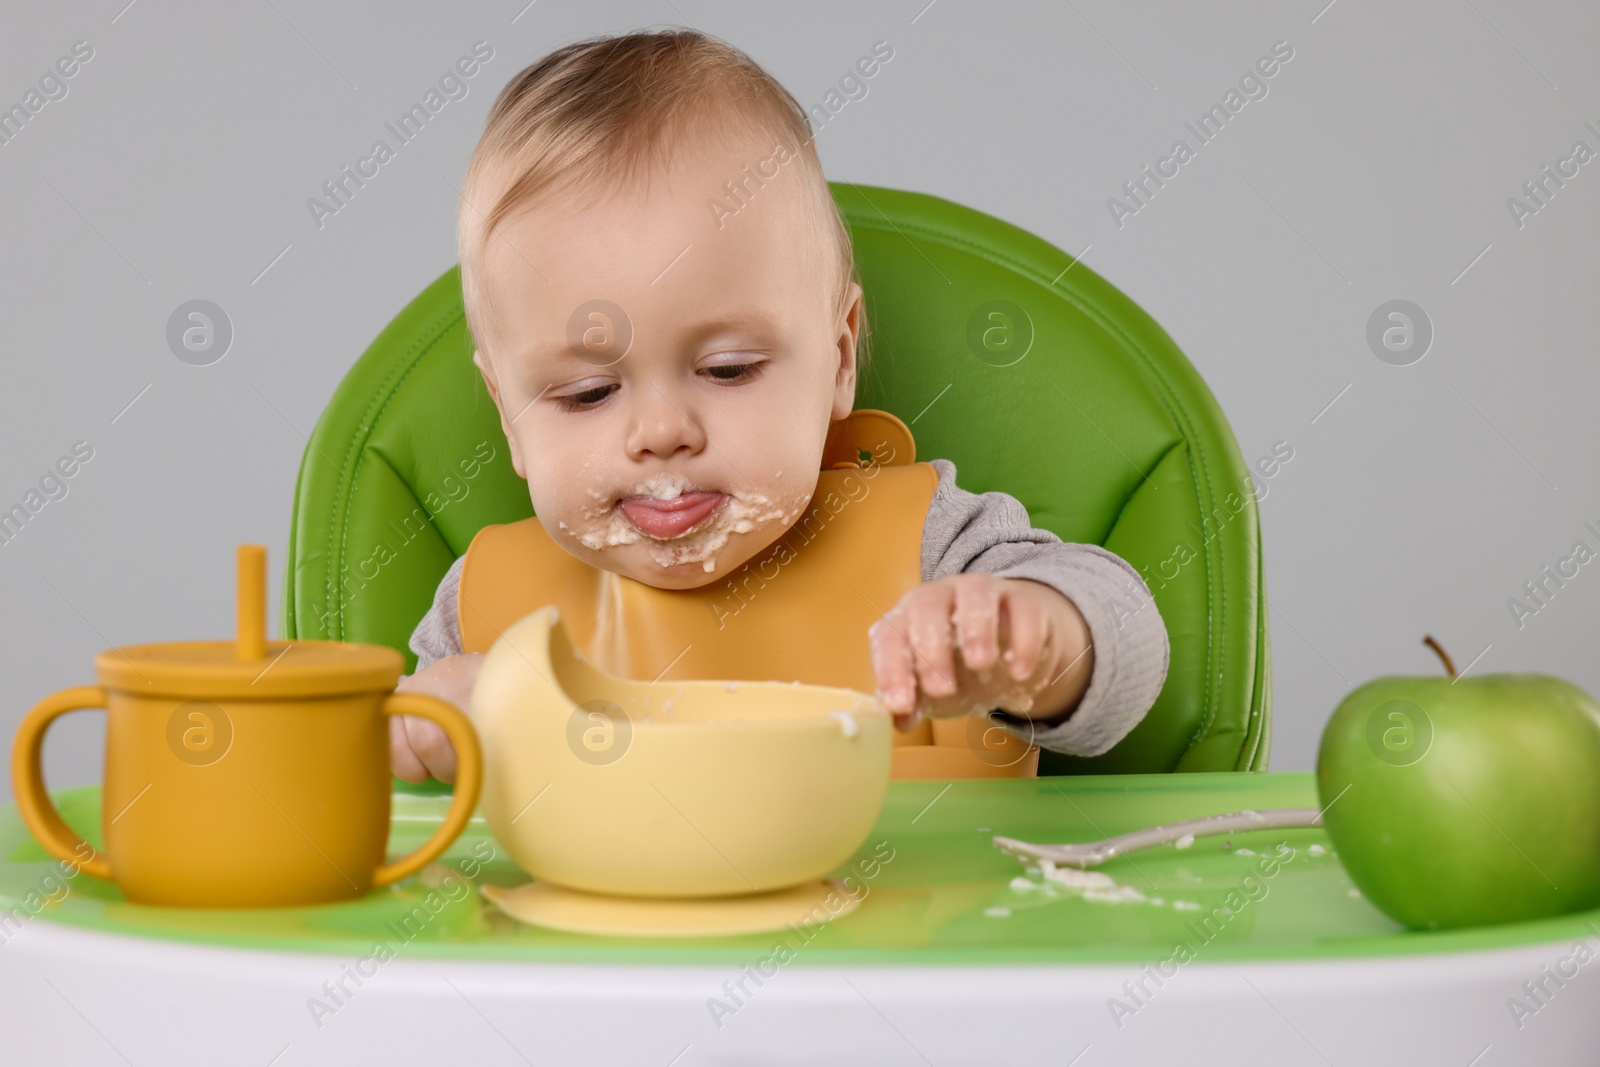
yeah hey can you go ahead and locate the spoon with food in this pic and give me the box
[993,807,1323,869]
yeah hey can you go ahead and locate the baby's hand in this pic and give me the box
[391,653,485,784]
[868,574,1094,732]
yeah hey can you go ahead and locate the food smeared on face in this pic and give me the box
[555,471,812,574]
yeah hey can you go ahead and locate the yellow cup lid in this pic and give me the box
[92,546,403,699]
[95,639,401,699]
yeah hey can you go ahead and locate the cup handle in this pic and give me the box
[10,686,114,881]
[373,692,484,888]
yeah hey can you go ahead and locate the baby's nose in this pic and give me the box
[626,388,707,458]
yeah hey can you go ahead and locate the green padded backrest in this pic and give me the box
[285,183,1270,776]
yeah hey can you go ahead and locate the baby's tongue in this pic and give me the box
[618,491,726,539]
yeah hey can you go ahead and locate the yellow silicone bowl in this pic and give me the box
[469,605,892,898]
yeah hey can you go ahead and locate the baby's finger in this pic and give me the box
[404,714,458,784]
[389,715,430,784]
[953,574,1005,673]
[869,610,918,714]
[999,584,1050,680]
[905,587,959,700]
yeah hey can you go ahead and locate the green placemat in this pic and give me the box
[3,773,1595,963]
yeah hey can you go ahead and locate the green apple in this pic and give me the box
[1316,639,1600,930]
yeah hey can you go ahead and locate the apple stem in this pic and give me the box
[1422,634,1457,679]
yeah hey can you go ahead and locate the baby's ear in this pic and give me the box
[471,347,495,394]
[831,282,864,420]
[472,348,527,480]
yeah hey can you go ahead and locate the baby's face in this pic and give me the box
[474,126,860,589]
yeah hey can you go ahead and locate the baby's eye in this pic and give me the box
[554,383,618,411]
[701,361,765,383]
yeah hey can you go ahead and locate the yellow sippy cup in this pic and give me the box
[9,545,482,907]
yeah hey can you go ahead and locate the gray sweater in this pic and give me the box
[408,458,1169,757]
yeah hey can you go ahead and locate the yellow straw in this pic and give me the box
[237,545,268,660]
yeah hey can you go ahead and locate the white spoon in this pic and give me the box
[992,807,1323,869]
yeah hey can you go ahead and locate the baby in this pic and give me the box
[392,29,1169,784]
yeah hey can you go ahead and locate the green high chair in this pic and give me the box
[283,183,1271,792]
[11,189,1594,1062]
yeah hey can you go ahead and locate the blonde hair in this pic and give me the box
[457,29,866,369]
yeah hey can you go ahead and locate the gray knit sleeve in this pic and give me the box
[407,553,467,672]
[920,458,1169,757]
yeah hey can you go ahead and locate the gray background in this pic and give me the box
[2,0,1595,795]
